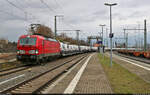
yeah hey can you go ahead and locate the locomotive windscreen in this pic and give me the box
[19,37,37,45]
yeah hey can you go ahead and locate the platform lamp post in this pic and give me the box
[104,3,117,67]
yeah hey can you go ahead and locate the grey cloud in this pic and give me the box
[0,0,150,45]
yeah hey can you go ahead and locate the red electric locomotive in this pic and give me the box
[17,35,60,64]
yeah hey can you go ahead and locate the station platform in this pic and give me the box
[72,53,113,93]
[42,53,113,94]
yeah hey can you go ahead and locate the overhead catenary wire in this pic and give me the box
[5,0,89,42]
[15,0,25,8]
[62,18,77,30]
[5,0,29,22]
[0,10,25,20]
[15,0,32,22]
[40,0,57,14]
[41,0,76,33]
[53,0,64,13]
[0,10,33,24]
[60,18,91,42]
[39,0,59,28]
[6,0,26,13]
[40,0,79,37]
[5,0,42,24]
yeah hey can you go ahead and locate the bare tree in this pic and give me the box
[34,25,54,38]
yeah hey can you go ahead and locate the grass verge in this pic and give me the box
[98,53,150,94]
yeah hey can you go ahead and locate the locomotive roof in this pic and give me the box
[19,35,58,42]
[20,35,44,38]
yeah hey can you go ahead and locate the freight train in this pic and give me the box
[17,34,97,64]
[117,48,150,58]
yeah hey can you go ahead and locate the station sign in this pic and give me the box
[109,33,114,38]
[97,41,102,44]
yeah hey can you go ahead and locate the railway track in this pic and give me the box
[0,54,87,94]
[114,52,150,64]
[0,64,24,73]
[0,54,80,77]
[0,66,30,77]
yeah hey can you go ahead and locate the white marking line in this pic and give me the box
[115,55,150,68]
[114,54,150,67]
[64,54,94,94]
[9,58,16,62]
[114,55,150,71]
[42,56,87,94]
[0,74,25,85]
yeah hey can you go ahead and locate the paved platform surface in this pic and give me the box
[43,53,113,94]
[73,53,113,93]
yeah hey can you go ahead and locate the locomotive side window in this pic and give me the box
[20,37,37,45]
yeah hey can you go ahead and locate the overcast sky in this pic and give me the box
[0,0,150,46]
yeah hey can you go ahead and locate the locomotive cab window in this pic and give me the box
[20,37,37,45]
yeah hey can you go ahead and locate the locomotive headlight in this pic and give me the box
[19,50,25,54]
[35,50,38,54]
[17,50,20,54]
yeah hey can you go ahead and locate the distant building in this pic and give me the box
[0,39,8,44]
[0,39,8,48]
